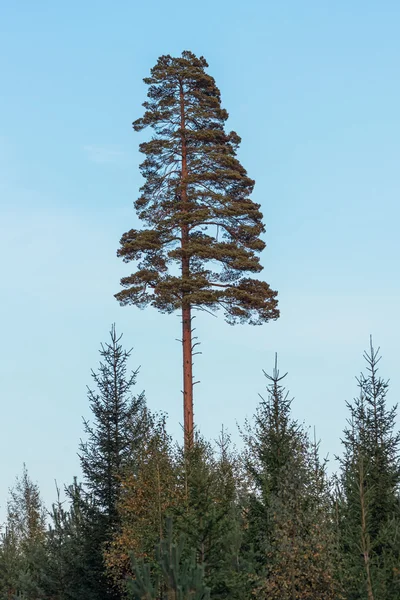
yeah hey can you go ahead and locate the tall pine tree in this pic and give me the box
[115,51,279,447]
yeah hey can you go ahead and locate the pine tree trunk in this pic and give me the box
[182,305,193,449]
[179,80,194,450]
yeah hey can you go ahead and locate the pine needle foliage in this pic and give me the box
[116,51,278,324]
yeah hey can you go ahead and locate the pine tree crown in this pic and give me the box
[116,51,279,325]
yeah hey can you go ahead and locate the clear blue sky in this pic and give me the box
[1,1,399,517]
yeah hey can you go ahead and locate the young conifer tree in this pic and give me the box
[240,357,337,599]
[2,465,48,599]
[116,51,279,448]
[79,324,147,523]
[337,338,400,599]
[77,326,148,600]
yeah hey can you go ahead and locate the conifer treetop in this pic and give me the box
[116,51,279,326]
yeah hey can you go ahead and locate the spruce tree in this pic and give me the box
[241,356,337,599]
[239,355,301,575]
[252,435,337,600]
[115,51,279,447]
[79,324,147,523]
[76,325,148,600]
[336,338,400,599]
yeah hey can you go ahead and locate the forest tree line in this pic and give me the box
[0,327,399,599]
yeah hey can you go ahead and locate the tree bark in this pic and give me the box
[179,80,194,450]
[182,305,193,449]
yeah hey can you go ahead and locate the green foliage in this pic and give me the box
[336,338,400,599]
[79,324,148,522]
[77,325,150,600]
[105,414,179,590]
[240,356,303,570]
[108,425,247,599]
[0,526,22,599]
[6,465,46,546]
[116,51,278,326]
[241,356,338,599]
[171,431,247,599]
[127,517,211,600]
[252,440,338,599]
[0,465,48,600]
[42,326,150,600]
[46,478,109,600]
